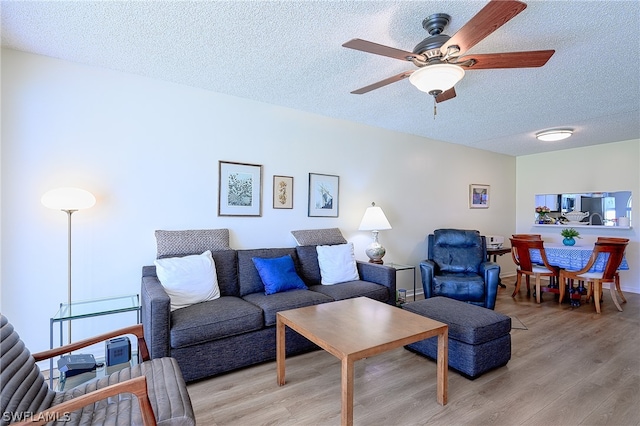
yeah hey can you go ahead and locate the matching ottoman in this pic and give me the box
[403,296,511,379]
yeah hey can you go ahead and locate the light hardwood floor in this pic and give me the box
[187,277,640,425]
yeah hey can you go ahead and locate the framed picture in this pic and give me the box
[469,184,490,209]
[308,173,339,217]
[273,175,293,209]
[218,161,262,216]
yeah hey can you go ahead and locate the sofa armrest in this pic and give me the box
[141,267,171,359]
[356,261,396,305]
[419,260,437,299]
[479,261,500,310]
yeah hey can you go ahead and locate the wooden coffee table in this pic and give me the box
[276,297,448,426]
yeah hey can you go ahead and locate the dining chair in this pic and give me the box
[510,234,543,296]
[558,239,629,313]
[510,237,560,303]
[595,237,629,306]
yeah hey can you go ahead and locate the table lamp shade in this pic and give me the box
[41,187,96,211]
[358,203,392,231]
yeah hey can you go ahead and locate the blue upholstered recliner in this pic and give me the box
[420,229,500,309]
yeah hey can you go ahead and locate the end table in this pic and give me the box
[386,263,417,301]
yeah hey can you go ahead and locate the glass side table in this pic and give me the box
[386,263,417,302]
[49,294,141,389]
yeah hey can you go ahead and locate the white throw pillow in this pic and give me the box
[154,250,220,311]
[316,243,360,285]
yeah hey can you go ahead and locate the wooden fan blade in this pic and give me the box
[343,38,425,62]
[351,71,414,94]
[458,50,555,69]
[440,0,527,56]
[436,87,457,103]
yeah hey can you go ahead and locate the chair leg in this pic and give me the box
[615,273,627,303]
[593,281,602,314]
[535,274,542,304]
[512,272,522,298]
[558,272,565,304]
[526,276,531,296]
[609,281,624,312]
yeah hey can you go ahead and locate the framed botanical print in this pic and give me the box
[469,184,490,209]
[273,175,293,209]
[308,173,339,217]
[218,161,262,216]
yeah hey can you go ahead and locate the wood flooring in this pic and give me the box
[187,277,640,425]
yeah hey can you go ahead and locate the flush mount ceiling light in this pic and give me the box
[409,63,465,96]
[536,129,573,142]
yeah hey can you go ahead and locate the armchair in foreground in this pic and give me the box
[420,229,500,309]
[0,314,195,426]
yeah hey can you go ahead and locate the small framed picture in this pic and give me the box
[308,173,339,217]
[469,184,490,209]
[273,175,293,209]
[218,161,262,216]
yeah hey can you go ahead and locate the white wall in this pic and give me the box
[1,49,518,353]
[516,140,640,293]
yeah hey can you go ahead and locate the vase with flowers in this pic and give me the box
[535,206,551,224]
[560,228,581,246]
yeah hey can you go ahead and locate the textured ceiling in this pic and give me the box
[1,1,639,156]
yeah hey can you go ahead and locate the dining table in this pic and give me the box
[529,243,629,308]
[530,243,629,272]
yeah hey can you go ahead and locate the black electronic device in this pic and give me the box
[57,354,97,377]
[106,336,131,366]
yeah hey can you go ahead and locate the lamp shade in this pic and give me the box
[409,63,465,94]
[41,187,96,211]
[358,203,392,231]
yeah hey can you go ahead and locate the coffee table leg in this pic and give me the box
[276,316,286,386]
[437,329,448,405]
[341,356,354,426]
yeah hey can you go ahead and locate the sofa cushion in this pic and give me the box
[210,250,239,297]
[252,255,307,295]
[433,273,486,303]
[154,251,221,311]
[402,296,511,345]
[295,245,322,285]
[291,228,347,246]
[316,243,360,285]
[308,281,389,303]
[155,229,230,258]
[242,290,333,326]
[53,357,195,425]
[169,296,263,348]
[238,248,299,296]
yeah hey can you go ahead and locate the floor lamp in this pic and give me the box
[41,187,96,344]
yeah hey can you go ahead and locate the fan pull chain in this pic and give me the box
[433,96,437,119]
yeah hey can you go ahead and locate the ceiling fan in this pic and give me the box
[342,0,555,104]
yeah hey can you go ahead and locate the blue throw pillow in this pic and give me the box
[252,255,307,295]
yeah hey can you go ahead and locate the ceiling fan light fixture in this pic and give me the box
[536,129,573,142]
[409,63,465,94]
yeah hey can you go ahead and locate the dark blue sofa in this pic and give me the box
[141,246,395,382]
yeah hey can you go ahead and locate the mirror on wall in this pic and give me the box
[535,191,632,225]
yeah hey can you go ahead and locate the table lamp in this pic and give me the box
[358,202,392,264]
[41,187,96,344]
